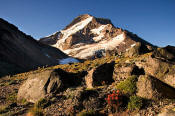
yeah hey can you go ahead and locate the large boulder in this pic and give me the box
[85,62,115,88]
[17,70,62,103]
[136,56,175,88]
[113,63,145,83]
[17,68,87,103]
[158,109,175,116]
[136,75,175,100]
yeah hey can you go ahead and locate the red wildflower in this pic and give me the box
[115,96,118,100]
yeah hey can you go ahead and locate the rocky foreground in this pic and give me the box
[0,45,175,116]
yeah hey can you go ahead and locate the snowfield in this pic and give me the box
[59,58,79,64]
[91,25,107,35]
[91,25,107,42]
[53,16,93,50]
[63,33,125,59]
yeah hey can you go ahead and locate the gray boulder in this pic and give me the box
[136,56,175,88]
[136,75,175,100]
[17,69,62,103]
[158,109,175,116]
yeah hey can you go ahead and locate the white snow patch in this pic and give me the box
[91,25,107,35]
[100,33,125,50]
[45,31,59,37]
[53,16,93,49]
[63,33,125,59]
[59,58,79,64]
[93,34,104,42]
[91,25,107,42]
[131,43,136,47]
[126,49,129,52]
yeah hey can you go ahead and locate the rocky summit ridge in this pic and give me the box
[40,14,153,59]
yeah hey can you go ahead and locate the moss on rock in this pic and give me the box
[116,75,138,95]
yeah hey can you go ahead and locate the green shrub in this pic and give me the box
[77,110,96,116]
[35,98,49,108]
[18,98,28,105]
[128,95,142,111]
[116,75,138,95]
[27,106,44,116]
[26,99,47,116]
[6,93,17,103]
[0,105,9,114]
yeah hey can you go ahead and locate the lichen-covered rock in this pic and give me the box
[158,109,175,116]
[17,69,62,103]
[113,63,144,83]
[153,46,175,61]
[124,42,151,58]
[136,56,175,88]
[136,75,159,99]
[17,68,87,103]
[136,75,175,100]
[85,62,115,88]
[124,42,142,57]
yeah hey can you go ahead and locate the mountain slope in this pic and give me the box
[0,18,77,77]
[40,14,153,59]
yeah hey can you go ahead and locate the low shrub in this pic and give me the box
[26,98,47,116]
[77,110,97,116]
[35,98,49,108]
[116,75,138,95]
[6,93,17,103]
[0,105,9,114]
[128,95,142,111]
[27,107,43,116]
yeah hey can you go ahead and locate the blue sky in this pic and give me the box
[0,0,174,47]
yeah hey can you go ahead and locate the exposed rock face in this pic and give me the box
[153,46,175,61]
[124,42,151,57]
[135,56,175,88]
[113,63,145,83]
[0,18,71,77]
[39,14,152,59]
[136,75,175,100]
[39,31,60,45]
[158,109,175,116]
[17,70,62,103]
[17,68,87,103]
[85,62,115,88]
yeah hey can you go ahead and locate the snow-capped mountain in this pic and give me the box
[39,14,152,59]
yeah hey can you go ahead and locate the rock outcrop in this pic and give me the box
[158,109,175,116]
[85,62,115,88]
[135,56,175,88]
[17,70,62,103]
[17,68,87,103]
[136,75,175,100]
[113,63,145,83]
[153,46,175,61]
[124,42,151,57]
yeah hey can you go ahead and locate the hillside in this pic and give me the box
[0,46,175,115]
[0,18,79,77]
